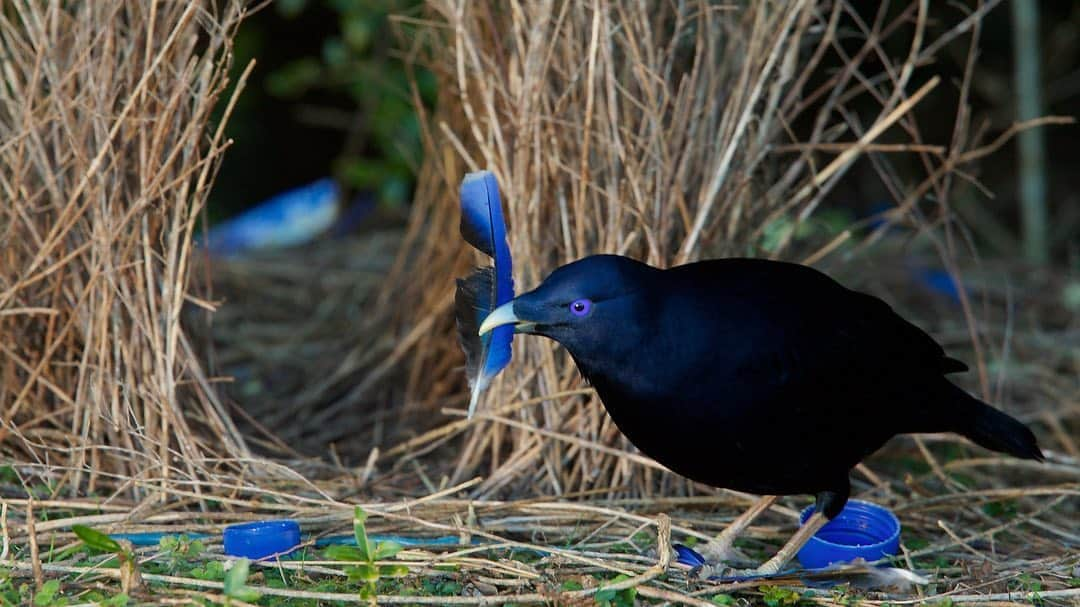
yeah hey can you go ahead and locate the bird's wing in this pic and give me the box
[664,260,964,407]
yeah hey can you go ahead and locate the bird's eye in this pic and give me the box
[569,298,592,317]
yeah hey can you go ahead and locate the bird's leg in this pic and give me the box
[697,495,778,565]
[696,488,847,580]
[750,510,828,575]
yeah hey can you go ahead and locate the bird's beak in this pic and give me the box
[478,301,520,336]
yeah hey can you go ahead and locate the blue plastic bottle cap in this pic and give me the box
[223,520,301,560]
[796,499,901,569]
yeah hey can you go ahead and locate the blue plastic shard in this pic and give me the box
[203,177,340,257]
[455,170,514,418]
[913,267,964,304]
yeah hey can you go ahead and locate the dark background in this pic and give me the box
[209,1,1078,263]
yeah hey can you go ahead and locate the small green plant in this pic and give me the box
[760,584,803,607]
[190,561,227,581]
[32,579,64,606]
[831,585,861,607]
[1012,574,1044,606]
[325,507,407,603]
[75,591,129,607]
[157,534,206,575]
[593,574,636,607]
[560,579,584,592]
[223,559,262,605]
[71,525,140,594]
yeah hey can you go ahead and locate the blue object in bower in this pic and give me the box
[796,499,901,569]
[913,267,965,304]
[204,178,340,257]
[223,520,302,560]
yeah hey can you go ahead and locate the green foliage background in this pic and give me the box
[209,0,434,222]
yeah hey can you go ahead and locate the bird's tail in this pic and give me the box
[935,381,1044,461]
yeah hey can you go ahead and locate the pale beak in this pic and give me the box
[478,301,519,336]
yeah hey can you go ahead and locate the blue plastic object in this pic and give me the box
[223,520,302,560]
[796,500,900,569]
[204,178,340,256]
[457,170,514,416]
[109,529,473,550]
[913,267,965,304]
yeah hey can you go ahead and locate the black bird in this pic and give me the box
[478,254,1043,575]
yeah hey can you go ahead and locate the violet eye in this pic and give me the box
[569,298,592,317]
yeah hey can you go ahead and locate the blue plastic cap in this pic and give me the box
[796,500,900,569]
[223,520,301,560]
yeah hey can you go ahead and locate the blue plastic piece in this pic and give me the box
[864,201,894,231]
[314,534,476,547]
[796,500,901,569]
[204,178,340,256]
[107,527,475,550]
[914,267,964,304]
[108,531,211,547]
[223,520,302,560]
[458,171,514,411]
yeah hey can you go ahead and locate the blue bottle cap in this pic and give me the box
[223,520,301,560]
[796,499,901,569]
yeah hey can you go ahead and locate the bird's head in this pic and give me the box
[477,254,658,361]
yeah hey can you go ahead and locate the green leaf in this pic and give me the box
[359,584,377,601]
[223,559,250,597]
[158,535,178,551]
[353,507,373,562]
[325,545,367,562]
[760,585,802,607]
[102,594,129,607]
[32,580,59,606]
[189,540,205,557]
[346,564,379,582]
[190,561,226,581]
[594,587,616,603]
[373,541,403,560]
[71,525,122,553]
[712,594,736,605]
[379,565,409,577]
[231,588,262,603]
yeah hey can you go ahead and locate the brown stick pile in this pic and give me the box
[0,2,250,494]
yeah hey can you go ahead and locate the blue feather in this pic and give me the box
[456,171,514,416]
